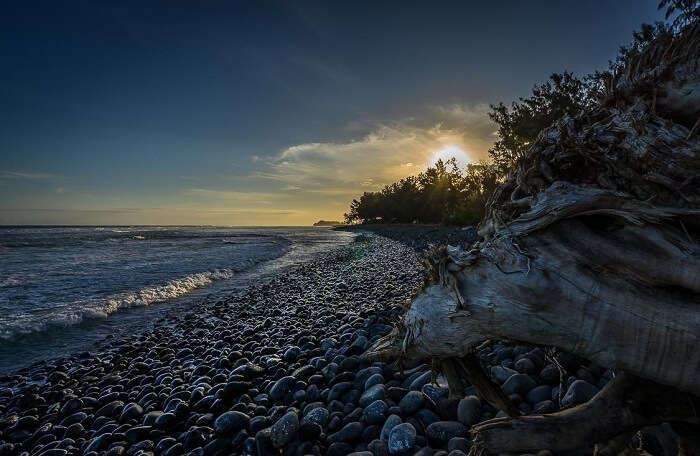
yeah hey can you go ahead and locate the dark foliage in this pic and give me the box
[344,159,499,225]
[487,72,594,176]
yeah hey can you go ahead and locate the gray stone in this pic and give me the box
[534,400,558,414]
[301,406,330,427]
[514,358,536,375]
[364,400,388,425]
[447,436,470,453]
[409,372,432,391]
[539,364,561,384]
[422,384,448,403]
[526,385,552,405]
[380,414,402,442]
[360,384,387,408]
[328,382,353,401]
[368,439,389,456]
[328,421,364,443]
[365,374,385,391]
[398,391,426,415]
[388,423,416,454]
[562,380,598,407]
[490,366,518,384]
[214,411,250,435]
[426,421,467,445]
[269,376,296,402]
[501,374,537,395]
[270,411,299,448]
[457,396,481,427]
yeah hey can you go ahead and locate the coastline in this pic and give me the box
[0,229,617,456]
[335,224,478,251]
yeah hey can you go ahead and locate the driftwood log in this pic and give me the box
[368,21,700,454]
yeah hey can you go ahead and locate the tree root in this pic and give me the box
[469,372,699,455]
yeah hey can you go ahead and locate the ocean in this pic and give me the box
[0,226,355,373]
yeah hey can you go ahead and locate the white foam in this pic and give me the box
[0,240,291,340]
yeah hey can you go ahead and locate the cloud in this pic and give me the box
[186,188,277,205]
[251,103,497,198]
[0,171,55,180]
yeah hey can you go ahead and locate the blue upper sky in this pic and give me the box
[1,0,663,225]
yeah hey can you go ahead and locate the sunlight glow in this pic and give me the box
[429,145,472,170]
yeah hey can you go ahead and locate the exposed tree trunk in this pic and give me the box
[469,372,699,454]
[368,20,700,455]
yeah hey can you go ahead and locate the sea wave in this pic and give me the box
[0,239,291,340]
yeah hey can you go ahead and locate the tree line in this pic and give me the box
[344,0,698,225]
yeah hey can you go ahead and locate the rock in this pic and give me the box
[415,408,441,427]
[534,400,558,414]
[447,437,470,453]
[255,428,276,456]
[380,414,402,442]
[436,397,460,421]
[299,422,322,441]
[60,398,84,415]
[539,364,561,384]
[426,421,467,445]
[501,374,537,395]
[457,396,481,427]
[368,439,389,456]
[269,376,296,402]
[301,407,329,427]
[119,402,143,422]
[328,442,354,456]
[364,400,388,425]
[388,423,416,454]
[398,391,426,416]
[328,382,353,401]
[269,411,299,448]
[490,366,517,384]
[292,365,315,380]
[422,384,448,403]
[355,367,383,389]
[562,380,598,407]
[526,385,553,405]
[346,335,368,356]
[155,412,178,428]
[409,372,432,391]
[328,421,364,443]
[360,384,387,407]
[96,400,124,418]
[365,374,385,390]
[219,381,251,399]
[124,425,152,443]
[283,346,300,361]
[514,358,537,375]
[214,411,250,435]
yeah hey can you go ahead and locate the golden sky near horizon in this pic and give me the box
[2,103,497,226]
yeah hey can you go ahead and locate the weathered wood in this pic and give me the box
[456,355,521,417]
[469,372,699,454]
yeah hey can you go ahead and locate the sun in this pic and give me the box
[429,145,472,170]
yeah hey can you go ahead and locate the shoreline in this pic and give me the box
[335,224,478,251]
[0,230,620,456]
[0,228,354,374]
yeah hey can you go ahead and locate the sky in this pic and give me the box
[1,0,664,226]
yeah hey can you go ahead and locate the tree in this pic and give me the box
[488,72,594,176]
[659,0,700,29]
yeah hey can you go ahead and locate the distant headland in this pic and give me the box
[312,220,345,226]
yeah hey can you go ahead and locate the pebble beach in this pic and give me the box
[0,230,640,456]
